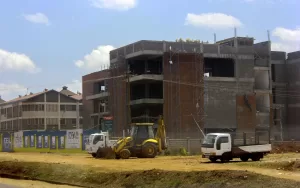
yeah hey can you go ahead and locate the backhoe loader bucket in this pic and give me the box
[96,147,116,159]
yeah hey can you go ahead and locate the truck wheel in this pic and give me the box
[251,154,261,161]
[221,155,230,163]
[119,149,131,159]
[209,157,217,163]
[142,143,157,158]
[240,156,249,162]
[96,148,104,158]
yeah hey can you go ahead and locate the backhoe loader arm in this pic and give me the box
[155,115,167,151]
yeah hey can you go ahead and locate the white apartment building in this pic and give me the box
[0,86,82,132]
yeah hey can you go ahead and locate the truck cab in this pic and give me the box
[201,133,232,162]
[85,132,116,157]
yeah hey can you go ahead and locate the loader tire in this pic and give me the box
[119,149,131,159]
[142,143,157,158]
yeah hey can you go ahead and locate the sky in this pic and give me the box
[0,0,299,101]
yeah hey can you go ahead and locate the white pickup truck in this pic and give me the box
[85,132,117,157]
[201,132,271,163]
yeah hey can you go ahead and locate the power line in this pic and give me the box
[2,76,300,99]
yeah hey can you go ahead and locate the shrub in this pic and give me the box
[179,147,188,156]
[164,149,171,156]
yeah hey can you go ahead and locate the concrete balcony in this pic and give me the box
[110,40,255,63]
[254,89,272,94]
[129,74,163,83]
[90,112,110,117]
[86,92,109,100]
[130,98,163,106]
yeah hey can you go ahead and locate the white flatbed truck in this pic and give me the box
[85,132,117,158]
[201,132,271,163]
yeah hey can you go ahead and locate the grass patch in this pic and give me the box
[0,161,300,188]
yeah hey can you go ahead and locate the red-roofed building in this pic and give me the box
[0,87,82,132]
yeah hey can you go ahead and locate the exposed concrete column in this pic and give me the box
[76,101,80,129]
[58,93,60,130]
[44,93,47,130]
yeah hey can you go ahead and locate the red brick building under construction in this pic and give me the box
[82,50,204,138]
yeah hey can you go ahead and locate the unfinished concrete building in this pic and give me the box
[83,34,300,138]
[102,36,274,138]
[272,51,300,140]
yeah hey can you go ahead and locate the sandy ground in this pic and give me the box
[0,178,79,188]
[0,152,299,187]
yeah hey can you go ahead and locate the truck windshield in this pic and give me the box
[203,135,217,145]
[93,135,103,144]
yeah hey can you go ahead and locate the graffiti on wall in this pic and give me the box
[30,135,35,147]
[2,129,98,152]
[14,131,23,148]
[44,136,49,148]
[24,136,29,147]
[51,136,56,149]
[66,129,82,149]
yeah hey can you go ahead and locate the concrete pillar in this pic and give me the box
[58,93,60,130]
[44,93,47,130]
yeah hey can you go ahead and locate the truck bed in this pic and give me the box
[232,144,271,155]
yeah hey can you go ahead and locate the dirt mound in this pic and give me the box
[0,161,300,188]
[275,160,300,171]
[271,143,300,153]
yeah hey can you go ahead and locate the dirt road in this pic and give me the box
[0,152,299,182]
[0,178,78,188]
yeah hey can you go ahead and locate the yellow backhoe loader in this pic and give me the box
[93,115,167,159]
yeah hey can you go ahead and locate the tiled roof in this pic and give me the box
[0,98,5,103]
[1,91,48,104]
[60,89,76,96]
[70,94,82,100]
[1,89,82,105]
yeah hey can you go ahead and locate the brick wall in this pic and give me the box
[163,52,204,138]
[82,70,110,129]
[108,61,127,136]
[236,94,257,132]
